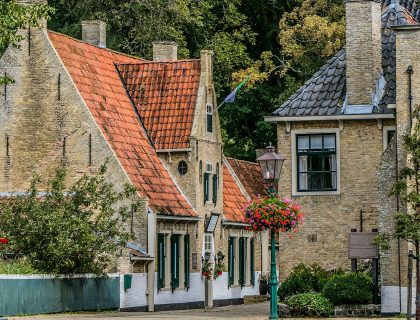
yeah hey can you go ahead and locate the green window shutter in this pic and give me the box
[184,235,190,289]
[170,235,180,289]
[239,237,245,287]
[157,234,165,290]
[212,174,217,204]
[228,237,235,287]
[250,238,255,286]
[204,173,210,204]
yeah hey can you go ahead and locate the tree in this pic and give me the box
[279,0,345,78]
[0,165,136,275]
[0,0,53,84]
[389,107,420,319]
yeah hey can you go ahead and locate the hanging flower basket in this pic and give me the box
[213,261,227,280]
[243,195,304,232]
[202,260,213,281]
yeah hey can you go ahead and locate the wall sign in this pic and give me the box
[192,252,198,269]
[348,232,379,259]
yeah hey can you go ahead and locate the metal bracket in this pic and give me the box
[285,121,291,133]
[339,120,344,131]
[377,119,383,130]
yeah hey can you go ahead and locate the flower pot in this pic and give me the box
[259,280,268,295]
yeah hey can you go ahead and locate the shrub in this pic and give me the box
[322,272,373,305]
[278,263,343,301]
[288,293,334,317]
[0,165,136,275]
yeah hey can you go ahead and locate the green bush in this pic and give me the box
[322,272,373,305]
[288,293,334,317]
[0,258,40,274]
[278,263,342,301]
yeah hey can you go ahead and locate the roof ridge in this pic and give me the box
[226,156,259,166]
[47,30,145,61]
[116,59,201,66]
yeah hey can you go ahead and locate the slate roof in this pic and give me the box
[273,3,417,117]
[48,31,197,218]
[116,61,201,150]
[226,158,268,198]
[223,163,249,223]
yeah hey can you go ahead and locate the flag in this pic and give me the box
[223,75,251,104]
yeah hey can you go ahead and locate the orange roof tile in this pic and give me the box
[116,60,201,150]
[48,31,197,217]
[226,158,269,199]
[223,163,249,223]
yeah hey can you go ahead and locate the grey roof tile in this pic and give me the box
[273,2,417,117]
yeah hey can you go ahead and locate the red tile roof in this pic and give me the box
[116,60,201,150]
[226,158,268,199]
[48,31,197,217]
[223,163,249,223]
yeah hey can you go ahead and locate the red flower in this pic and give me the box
[0,238,8,244]
[217,271,222,276]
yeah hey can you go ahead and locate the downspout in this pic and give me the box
[395,107,402,314]
[147,208,156,312]
[407,66,414,129]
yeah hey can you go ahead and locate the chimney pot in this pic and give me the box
[152,41,177,61]
[82,20,106,48]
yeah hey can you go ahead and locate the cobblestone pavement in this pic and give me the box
[9,302,398,320]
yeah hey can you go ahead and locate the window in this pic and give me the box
[177,160,188,175]
[228,236,254,288]
[206,105,213,133]
[170,235,180,289]
[204,173,210,203]
[158,233,190,291]
[212,174,217,204]
[383,126,396,151]
[296,134,337,192]
[238,237,246,287]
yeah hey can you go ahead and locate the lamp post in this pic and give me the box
[256,143,285,320]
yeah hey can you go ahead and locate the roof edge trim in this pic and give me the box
[156,148,192,153]
[156,215,202,221]
[391,24,420,31]
[221,221,250,227]
[265,114,394,122]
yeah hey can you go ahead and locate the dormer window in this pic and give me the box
[206,105,213,133]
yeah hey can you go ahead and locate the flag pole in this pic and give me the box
[213,75,251,114]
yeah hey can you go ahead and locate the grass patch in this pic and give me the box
[0,258,40,274]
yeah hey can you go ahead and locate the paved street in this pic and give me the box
[9,302,399,320]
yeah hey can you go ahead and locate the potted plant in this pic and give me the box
[258,273,269,295]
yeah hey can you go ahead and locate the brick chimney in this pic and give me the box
[81,20,106,48]
[346,0,382,105]
[152,42,177,61]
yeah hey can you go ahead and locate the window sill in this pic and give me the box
[292,190,340,197]
[158,287,186,292]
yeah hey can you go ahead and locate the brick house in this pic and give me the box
[266,0,420,314]
[0,0,271,312]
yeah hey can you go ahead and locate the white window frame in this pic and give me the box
[291,128,340,196]
[383,126,396,151]
[158,231,188,291]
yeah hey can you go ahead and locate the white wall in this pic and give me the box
[381,286,415,314]
[120,271,262,309]
[213,271,260,300]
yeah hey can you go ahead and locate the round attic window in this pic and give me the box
[177,160,188,175]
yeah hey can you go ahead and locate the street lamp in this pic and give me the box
[256,143,285,320]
